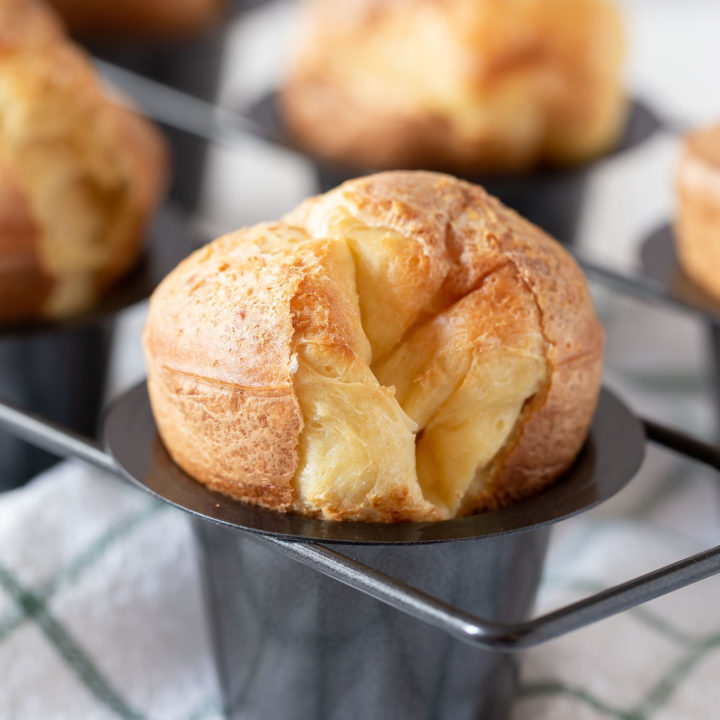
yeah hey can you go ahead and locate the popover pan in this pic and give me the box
[42,63,713,717]
[4,383,720,718]
[109,383,639,719]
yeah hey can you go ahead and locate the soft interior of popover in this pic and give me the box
[283,212,548,521]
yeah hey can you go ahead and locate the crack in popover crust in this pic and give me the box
[144,172,603,522]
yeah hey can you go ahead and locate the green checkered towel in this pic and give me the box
[1,436,718,720]
[0,461,222,720]
[514,441,720,720]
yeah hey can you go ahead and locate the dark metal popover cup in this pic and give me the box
[195,521,550,720]
[0,324,112,491]
[0,207,199,492]
[104,382,644,720]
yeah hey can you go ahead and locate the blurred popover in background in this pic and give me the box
[676,124,720,301]
[282,0,627,172]
[0,0,167,323]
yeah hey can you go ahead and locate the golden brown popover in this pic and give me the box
[0,0,167,322]
[282,0,626,172]
[144,172,603,522]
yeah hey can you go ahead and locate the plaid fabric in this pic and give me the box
[0,462,222,720]
[515,436,720,720]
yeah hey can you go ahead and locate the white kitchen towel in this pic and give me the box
[0,461,222,720]
[513,448,720,720]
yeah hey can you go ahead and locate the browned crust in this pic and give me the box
[282,0,625,172]
[145,171,603,521]
[0,0,59,323]
[0,0,65,49]
[472,193,604,509]
[147,367,300,510]
[0,166,53,322]
[45,0,224,40]
[144,234,307,510]
[675,125,720,302]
